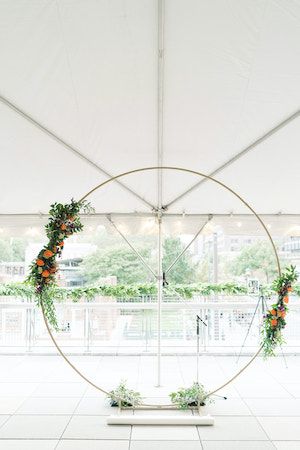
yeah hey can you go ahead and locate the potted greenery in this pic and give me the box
[107,380,144,408]
[169,382,213,410]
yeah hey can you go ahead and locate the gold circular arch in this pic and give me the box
[41,166,281,406]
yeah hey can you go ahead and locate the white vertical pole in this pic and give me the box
[157,215,162,387]
[157,0,164,388]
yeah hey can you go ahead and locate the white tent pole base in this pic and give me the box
[107,414,214,425]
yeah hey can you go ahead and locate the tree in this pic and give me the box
[80,235,199,285]
[11,238,27,261]
[162,236,198,284]
[0,237,30,262]
[80,243,154,284]
[0,239,13,261]
[230,240,286,283]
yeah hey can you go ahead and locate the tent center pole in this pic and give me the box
[157,214,163,387]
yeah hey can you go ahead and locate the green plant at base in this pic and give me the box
[107,380,144,408]
[169,382,213,410]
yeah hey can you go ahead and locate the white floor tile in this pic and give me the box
[201,398,251,416]
[1,355,300,448]
[202,441,276,449]
[135,384,179,398]
[0,397,26,414]
[244,398,300,416]
[273,442,300,450]
[0,415,70,439]
[0,440,58,449]
[16,397,80,415]
[198,416,268,441]
[257,417,300,440]
[234,382,292,398]
[56,440,129,450]
[205,384,241,399]
[75,397,133,416]
[62,415,131,439]
[32,382,86,397]
[83,385,107,398]
[131,425,199,441]
[130,441,202,450]
[0,383,38,397]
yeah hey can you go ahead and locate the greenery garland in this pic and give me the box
[0,281,250,303]
[261,265,298,358]
[26,199,93,329]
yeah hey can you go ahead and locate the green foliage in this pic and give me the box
[80,235,199,286]
[11,238,28,261]
[0,239,13,261]
[162,236,198,284]
[0,238,29,262]
[169,382,213,409]
[80,243,154,284]
[107,380,144,407]
[261,265,298,359]
[0,279,282,302]
[26,199,94,329]
[231,240,283,283]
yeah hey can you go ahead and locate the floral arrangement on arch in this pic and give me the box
[261,265,298,358]
[27,199,93,329]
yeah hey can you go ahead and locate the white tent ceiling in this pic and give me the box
[0,0,300,237]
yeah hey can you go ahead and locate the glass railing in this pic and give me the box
[1,295,299,354]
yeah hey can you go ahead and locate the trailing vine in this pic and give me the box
[261,265,298,358]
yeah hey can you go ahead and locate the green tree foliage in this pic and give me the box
[0,238,29,262]
[0,239,13,261]
[80,243,154,284]
[162,236,198,284]
[230,240,285,283]
[11,238,27,261]
[80,235,199,285]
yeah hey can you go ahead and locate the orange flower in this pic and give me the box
[61,224,67,230]
[270,309,276,316]
[58,241,64,247]
[271,319,277,326]
[69,216,74,222]
[44,250,54,258]
[67,231,72,236]
[42,270,50,278]
[277,311,282,317]
[281,311,286,317]
[287,287,292,292]
[283,296,289,304]
[36,259,45,266]
[45,278,50,283]
[53,246,57,253]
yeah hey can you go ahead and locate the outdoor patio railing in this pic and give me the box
[0,295,299,354]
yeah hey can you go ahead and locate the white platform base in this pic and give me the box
[107,414,214,425]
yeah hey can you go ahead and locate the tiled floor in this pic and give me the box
[0,354,300,449]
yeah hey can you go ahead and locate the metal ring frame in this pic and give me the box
[41,166,281,407]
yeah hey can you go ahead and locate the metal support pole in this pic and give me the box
[157,216,163,387]
[196,316,200,383]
